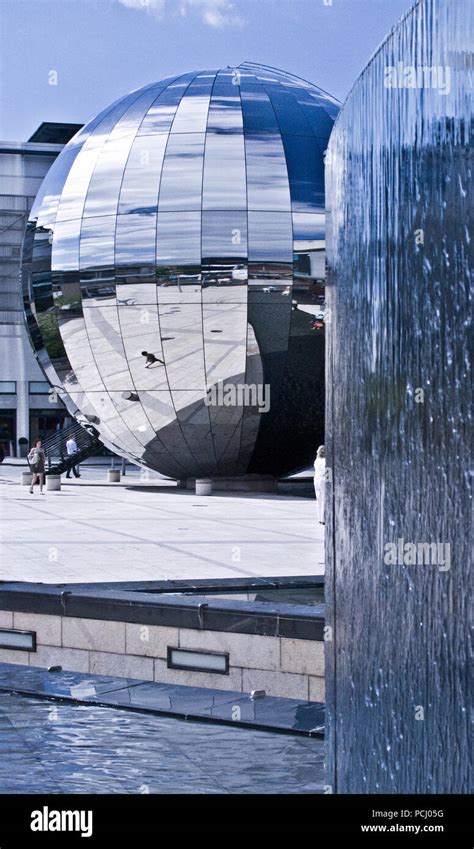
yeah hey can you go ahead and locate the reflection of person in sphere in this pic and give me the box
[313,445,325,524]
[141,351,164,369]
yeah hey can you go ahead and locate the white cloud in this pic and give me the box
[117,0,244,28]
[180,0,244,28]
[118,0,166,15]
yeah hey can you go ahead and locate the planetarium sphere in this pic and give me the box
[22,63,339,478]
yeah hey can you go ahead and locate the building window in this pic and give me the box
[0,381,16,394]
[28,381,50,394]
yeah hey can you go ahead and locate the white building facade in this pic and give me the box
[0,124,81,456]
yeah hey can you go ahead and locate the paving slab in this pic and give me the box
[0,466,323,583]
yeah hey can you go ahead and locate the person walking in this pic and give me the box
[66,436,81,478]
[313,445,326,524]
[28,439,46,494]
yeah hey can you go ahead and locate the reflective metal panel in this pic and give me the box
[207,72,244,133]
[240,85,280,134]
[202,132,246,210]
[170,73,213,134]
[83,137,135,218]
[115,212,156,270]
[30,147,83,228]
[118,134,167,215]
[51,219,80,272]
[137,74,198,135]
[202,302,247,388]
[280,134,325,213]
[263,85,313,136]
[23,63,337,478]
[248,212,293,262]
[159,304,206,392]
[156,211,201,265]
[158,134,206,211]
[118,304,167,391]
[82,306,132,391]
[202,211,247,259]
[245,133,291,211]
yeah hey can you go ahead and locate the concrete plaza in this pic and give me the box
[0,463,323,583]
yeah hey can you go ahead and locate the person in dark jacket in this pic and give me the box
[28,439,46,494]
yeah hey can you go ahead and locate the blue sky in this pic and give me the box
[1,0,411,140]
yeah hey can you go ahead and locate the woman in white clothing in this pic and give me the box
[313,445,326,524]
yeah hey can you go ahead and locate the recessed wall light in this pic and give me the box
[167,646,229,674]
[0,629,36,652]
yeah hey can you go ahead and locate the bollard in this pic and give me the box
[21,471,33,486]
[46,475,61,492]
[107,469,121,483]
[195,478,212,496]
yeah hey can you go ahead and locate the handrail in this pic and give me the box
[28,421,100,474]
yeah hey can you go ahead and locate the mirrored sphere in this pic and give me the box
[22,63,339,478]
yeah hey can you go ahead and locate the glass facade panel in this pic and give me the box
[29,381,49,394]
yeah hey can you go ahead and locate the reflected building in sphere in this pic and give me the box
[22,63,339,479]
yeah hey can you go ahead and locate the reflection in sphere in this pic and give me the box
[22,63,339,478]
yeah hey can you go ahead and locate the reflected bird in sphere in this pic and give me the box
[141,351,165,369]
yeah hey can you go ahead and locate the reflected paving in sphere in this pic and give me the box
[22,63,339,478]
